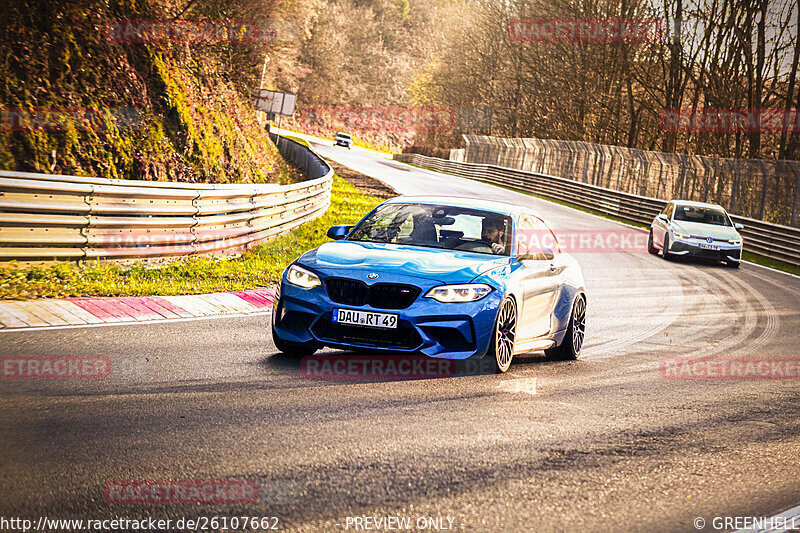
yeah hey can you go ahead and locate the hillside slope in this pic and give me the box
[0,0,297,184]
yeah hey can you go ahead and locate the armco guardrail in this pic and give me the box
[0,136,333,262]
[394,153,800,267]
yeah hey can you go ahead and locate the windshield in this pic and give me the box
[347,203,513,256]
[673,205,731,226]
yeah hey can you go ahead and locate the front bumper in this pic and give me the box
[273,276,503,360]
[669,239,741,262]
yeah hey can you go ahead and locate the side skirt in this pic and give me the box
[513,337,556,355]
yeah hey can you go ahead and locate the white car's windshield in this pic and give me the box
[347,203,513,256]
[674,205,731,226]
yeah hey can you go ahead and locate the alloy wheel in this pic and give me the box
[495,298,517,372]
[572,296,586,354]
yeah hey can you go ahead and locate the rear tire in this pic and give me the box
[488,297,517,373]
[545,294,586,361]
[726,259,741,268]
[272,324,318,357]
[647,230,659,254]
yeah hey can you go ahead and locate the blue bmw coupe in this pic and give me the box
[272,196,587,373]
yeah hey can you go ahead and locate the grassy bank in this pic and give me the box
[0,175,381,300]
[2,0,299,184]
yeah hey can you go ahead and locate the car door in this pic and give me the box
[515,215,562,341]
[653,203,674,247]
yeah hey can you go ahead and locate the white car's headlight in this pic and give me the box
[673,231,690,240]
[729,239,742,245]
[424,284,492,303]
[286,264,321,289]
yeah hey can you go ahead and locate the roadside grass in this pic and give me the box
[741,252,800,276]
[400,160,800,276]
[0,175,381,300]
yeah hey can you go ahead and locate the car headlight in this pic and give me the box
[286,264,321,289]
[424,283,492,303]
[673,231,690,240]
[728,239,742,245]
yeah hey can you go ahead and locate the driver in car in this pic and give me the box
[482,216,507,255]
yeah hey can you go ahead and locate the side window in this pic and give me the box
[517,215,558,260]
[661,203,673,217]
[532,216,560,258]
[515,215,535,256]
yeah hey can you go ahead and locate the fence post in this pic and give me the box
[758,161,770,220]
[701,156,711,203]
[594,146,605,188]
[792,162,800,227]
[730,164,740,214]
[677,155,688,199]
[580,142,590,183]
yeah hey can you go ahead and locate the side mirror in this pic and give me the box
[656,214,668,222]
[326,225,354,240]
[734,223,744,230]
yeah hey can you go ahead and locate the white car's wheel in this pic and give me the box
[647,230,659,254]
[662,235,673,260]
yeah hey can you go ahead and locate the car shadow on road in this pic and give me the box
[263,349,557,383]
[666,255,739,270]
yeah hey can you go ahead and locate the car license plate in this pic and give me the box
[700,243,720,251]
[332,308,398,329]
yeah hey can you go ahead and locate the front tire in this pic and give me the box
[488,297,517,373]
[545,294,586,361]
[662,235,673,260]
[647,230,659,254]
[272,324,318,357]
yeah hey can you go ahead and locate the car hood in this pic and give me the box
[298,240,511,283]
[672,221,740,239]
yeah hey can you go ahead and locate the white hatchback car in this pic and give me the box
[334,132,353,148]
[648,201,744,268]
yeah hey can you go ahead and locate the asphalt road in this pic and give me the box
[2,142,800,532]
